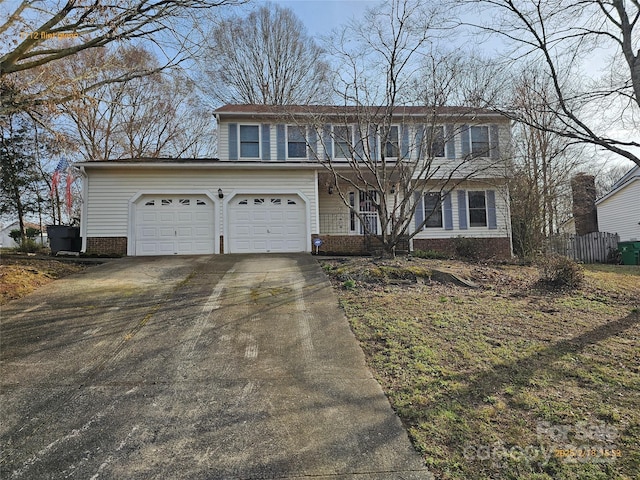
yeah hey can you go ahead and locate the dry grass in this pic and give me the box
[322,257,640,480]
[0,255,89,305]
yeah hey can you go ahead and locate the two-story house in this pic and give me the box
[78,104,513,257]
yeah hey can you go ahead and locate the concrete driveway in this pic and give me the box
[1,254,432,479]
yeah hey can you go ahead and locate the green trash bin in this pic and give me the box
[618,241,640,265]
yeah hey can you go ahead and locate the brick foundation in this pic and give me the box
[312,235,405,256]
[413,237,512,260]
[86,237,128,256]
[313,235,512,259]
[312,235,371,255]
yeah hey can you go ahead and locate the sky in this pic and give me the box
[271,0,378,37]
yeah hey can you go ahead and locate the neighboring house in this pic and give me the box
[78,104,513,257]
[558,217,576,235]
[596,165,640,242]
[0,220,48,248]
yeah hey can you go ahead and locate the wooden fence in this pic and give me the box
[546,232,620,263]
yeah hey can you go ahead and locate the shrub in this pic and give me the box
[9,228,42,253]
[342,279,356,289]
[537,254,584,289]
[453,237,480,261]
[413,249,448,260]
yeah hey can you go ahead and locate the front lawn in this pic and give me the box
[322,258,639,480]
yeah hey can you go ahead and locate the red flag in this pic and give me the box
[51,170,61,197]
[65,167,74,214]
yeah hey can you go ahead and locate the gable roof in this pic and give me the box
[596,165,640,205]
[214,104,505,120]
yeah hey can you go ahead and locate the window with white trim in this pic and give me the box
[287,126,307,158]
[239,125,260,158]
[427,126,445,158]
[471,126,490,157]
[423,192,443,228]
[334,125,352,159]
[468,191,487,227]
[383,125,400,159]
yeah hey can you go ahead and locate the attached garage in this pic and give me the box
[133,194,215,255]
[79,161,318,256]
[227,194,307,253]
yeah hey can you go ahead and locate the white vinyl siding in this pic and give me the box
[84,168,318,251]
[597,179,640,242]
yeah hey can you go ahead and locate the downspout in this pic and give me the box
[78,166,88,253]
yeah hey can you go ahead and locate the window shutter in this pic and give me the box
[323,125,332,160]
[228,123,238,160]
[401,125,410,159]
[416,125,425,159]
[457,190,468,230]
[414,192,424,230]
[276,124,285,159]
[490,124,500,160]
[443,192,453,230]
[308,127,317,159]
[460,124,470,157]
[355,126,365,160]
[445,124,455,159]
[262,124,271,161]
[487,190,498,229]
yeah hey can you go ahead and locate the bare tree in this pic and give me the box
[0,0,242,114]
[594,162,635,197]
[200,3,332,105]
[460,0,640,168]
[54,45,215,160]
[507,65,593,256]
[304,0,509,257]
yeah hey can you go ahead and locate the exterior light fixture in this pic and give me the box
[218,188,224,199]
[328,185,334,194]
[390,184,396,194]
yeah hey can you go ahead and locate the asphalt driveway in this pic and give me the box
[0,254,432,479]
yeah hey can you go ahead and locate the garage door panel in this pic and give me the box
[228,194,307,253]
[158,227,175,238]
[158,212,175,222]
[135,195,214,255]
[177,212,193,222]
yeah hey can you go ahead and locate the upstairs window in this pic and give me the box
[471,126,490,158]
[427,126,445,158]
[240,125,260,158]
[334,126,352,159]
[383,126,400,159]
[287,126,307,158]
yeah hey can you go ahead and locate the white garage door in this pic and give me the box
[228,194,307,253]
[135,195,214,255]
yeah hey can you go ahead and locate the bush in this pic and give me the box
[413,249,448,260]
[537,254,584,289]
[453,237,480,261]
[9,228,42,253]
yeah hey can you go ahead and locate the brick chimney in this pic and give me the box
[571,173,599,235]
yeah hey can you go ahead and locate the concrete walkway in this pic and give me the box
[1,254,433,479]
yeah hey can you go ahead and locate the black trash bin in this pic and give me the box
[47,225,81,254]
